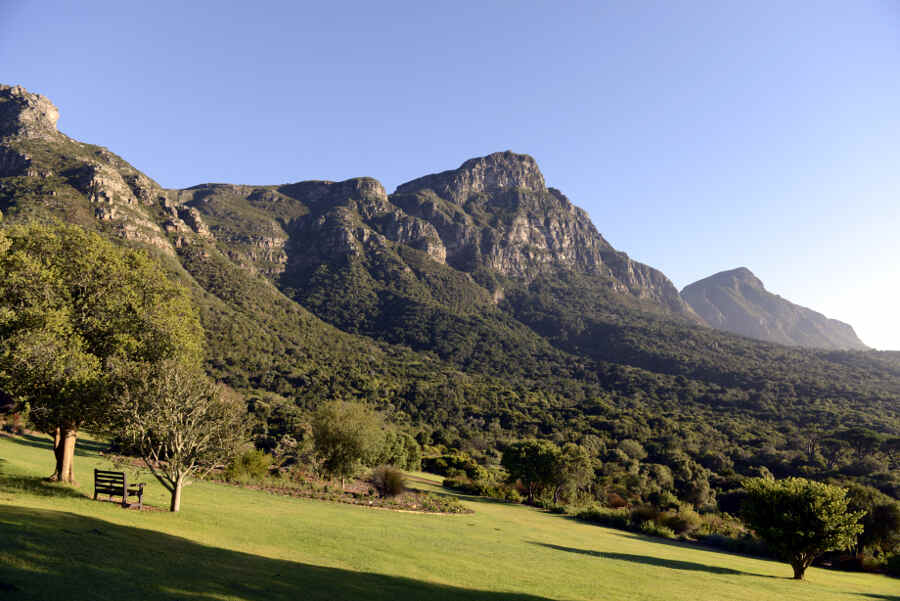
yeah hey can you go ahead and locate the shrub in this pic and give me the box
[607,492,629,508]
[885,553,900,578]
[639,521,676,539]
[422,453,482,479]
[370,465,406,497]
[576,507,630,530]
[629,505,660,526]
[442,477,522,503]
[697,513,745,538]
[660,505,703,535]
[225,449,273,483]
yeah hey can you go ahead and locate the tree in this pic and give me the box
[115,360,245,511]
[837,428,883,461]
[501,439,561,504]
[0,224,202,482]
[741,477,864,579]
[311,400,385,488]
[844,483,900,555]
[377,430,422,471]
[551,443,593,504]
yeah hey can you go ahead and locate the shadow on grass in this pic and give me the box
[0,458,88,500]
[0,504,554,601]
[856,595,900,601]
[8,432,109,457]
[406,481,521,508]
[530,541,777,578]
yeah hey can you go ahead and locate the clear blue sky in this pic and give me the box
[2,1,898,349]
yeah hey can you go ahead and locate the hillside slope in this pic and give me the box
[1,84,898,499]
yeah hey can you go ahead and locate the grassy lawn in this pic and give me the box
[1,434,896,601]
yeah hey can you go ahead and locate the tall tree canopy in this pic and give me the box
[741,477,864,580]
[0,223,203,482]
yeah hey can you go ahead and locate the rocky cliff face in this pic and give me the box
[0,84,212,255]
[681,267,868,350]
[0,84,699,330]
[392,151,696,317]
[0,84,59,140]
[0,85,700,323]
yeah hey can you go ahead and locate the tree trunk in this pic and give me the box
[791,558,809,580]
[49,427,63,480]
[170,475,184,512]
[50,425,77,483]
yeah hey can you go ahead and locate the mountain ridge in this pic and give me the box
[681,267,867,351]
[2,84,897,500]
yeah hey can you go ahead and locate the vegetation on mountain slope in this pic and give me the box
[1,84,897,516]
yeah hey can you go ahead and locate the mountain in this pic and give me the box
[1,83,898,500]
[682,267,868,351]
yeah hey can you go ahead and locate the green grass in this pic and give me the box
[0,435,896,601]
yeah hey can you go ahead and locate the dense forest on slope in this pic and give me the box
[1,84,897,505]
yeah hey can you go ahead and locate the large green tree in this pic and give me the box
[741,477,864,579]
[311,400,386,488]
[501,439,562,504]
[0,223,203,482]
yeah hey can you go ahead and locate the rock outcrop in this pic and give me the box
[0,84,60,140]
[0,84,177,254]
[396,151,547,203]
[392,151,696,317]
[682,267,868,350]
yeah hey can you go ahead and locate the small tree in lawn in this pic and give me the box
[311,400,385,488]
[116,360,246,512]
[741,477,864,580]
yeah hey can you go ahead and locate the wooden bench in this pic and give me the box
[93,469,144,509]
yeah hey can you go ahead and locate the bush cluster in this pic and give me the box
[576,503,705,539]
[443,476,522,503]
[225,449,273,483]
[370,465,407,497]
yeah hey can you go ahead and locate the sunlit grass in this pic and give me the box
[1,434,896,601]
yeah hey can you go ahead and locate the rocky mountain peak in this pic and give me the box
[332,177,388,203]
[700,267,765,290]
[682,267,868,350]
[0,84,60,140]
[395,151,546,203]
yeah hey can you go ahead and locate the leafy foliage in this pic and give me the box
[0,223,203,482]
[311,401,386,485]
[741,477,864,579]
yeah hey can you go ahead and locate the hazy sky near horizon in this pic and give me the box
[2,1,898,349]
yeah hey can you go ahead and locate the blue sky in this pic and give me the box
[2,1,898,349]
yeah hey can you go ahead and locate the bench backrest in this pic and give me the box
[94,469,127,494]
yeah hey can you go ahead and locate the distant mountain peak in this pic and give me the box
[682,268,867,350]
[395,150,546,202]
[698,267,765,290]
[0,84,60,140]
